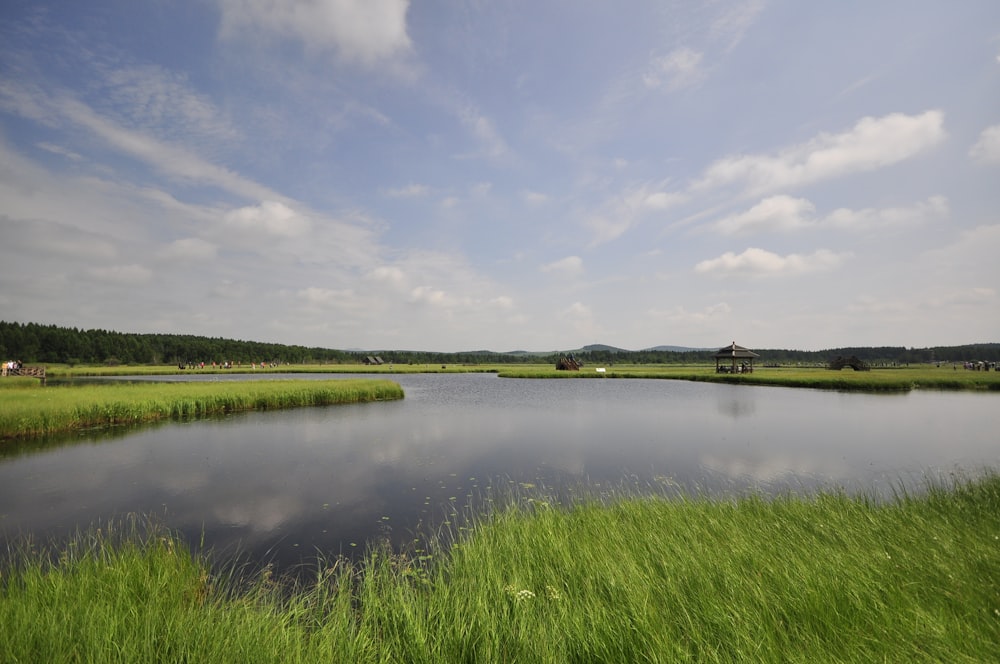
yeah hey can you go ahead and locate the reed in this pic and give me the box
[498,364,1000,391]
[3,473,997,662]
[45,363,499,377]
[0,379,403,441]
[36,363,1000,390]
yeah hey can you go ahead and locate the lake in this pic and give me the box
[1,373,997,573]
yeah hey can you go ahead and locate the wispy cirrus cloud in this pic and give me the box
[643,47,704,91]
[216,0,412,66]
[710,0,767,52]
[0,78,282,201]
[456,105,509,160]
[585,184,686,246]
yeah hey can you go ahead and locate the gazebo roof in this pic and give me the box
[713,342,760,359]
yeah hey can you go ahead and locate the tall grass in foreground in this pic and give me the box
[3,475,998,662]
[0,379,403,441]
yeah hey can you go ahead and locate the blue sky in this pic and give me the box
[1,1,998,352]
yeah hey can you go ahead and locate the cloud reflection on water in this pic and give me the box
[1,375,997,571]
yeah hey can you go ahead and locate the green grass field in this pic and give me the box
[2,473,998,662]
[0,378,403,441]
[43,362,497,376]
[40,361,1000,390]
[497,363,1000,391]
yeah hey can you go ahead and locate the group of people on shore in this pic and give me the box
[2,359,23,376]
[962,361,998,371]
[177,361,279,370]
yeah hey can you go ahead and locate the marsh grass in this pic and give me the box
[3,474,998,662]
[498,364,1000,391]
[45,363,498,377]
[0,379,403,441]
[35,362,1000,390]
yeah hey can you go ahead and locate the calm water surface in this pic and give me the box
[1,373,997,571]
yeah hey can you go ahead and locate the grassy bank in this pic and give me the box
[498,364,1000,391]
[0,379,403,441]
[28,362,1000,391]
[3,474,998,662]
[44,363,499,377]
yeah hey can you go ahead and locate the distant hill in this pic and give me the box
[644,345,714,353]
[580,343,629,353]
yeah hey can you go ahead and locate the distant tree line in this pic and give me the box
[1,321,997,367]
[0,321,353,366]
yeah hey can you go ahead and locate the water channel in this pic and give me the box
[1,373,997,573]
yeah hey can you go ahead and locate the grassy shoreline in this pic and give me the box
[0,378,404,441]
[496,364,1000,391]
[2,473,998,662]
[37,362,1000,391]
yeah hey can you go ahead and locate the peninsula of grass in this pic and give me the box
[2,473,998,663]
[44,363,499,377]
[32,361,1000,391]
[0,378,403,441]
[498,364,1000,392]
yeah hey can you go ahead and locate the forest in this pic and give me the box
[1,321,997,367]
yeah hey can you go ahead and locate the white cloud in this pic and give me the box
[922,224,1000,273]
[713,195,948,235]
[695,110,946,196]
[409,285,450,307]
[648,302,732,323]
[846,295,908,315]
[216,0,411,66]
[158,237,218,260]
[367,266,407,289]
[297,286,356,305]
[88,263,153,283]
[643,47,704,91]
[695,247,849,277]
[711,0,766,51]
[224,201,310,237]
[457,107,509,159]
[969,124,1000,164]
[522,190,548,205]
[713,195,815,234]
[385,184,428,198]
[470,182,492,196]
[585,185,685,246]
[643,191,685,210]
[562,301,592,319]
[540,255,584,277]
[825,196,948,230]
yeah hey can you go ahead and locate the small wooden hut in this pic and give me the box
[714,342,759,374]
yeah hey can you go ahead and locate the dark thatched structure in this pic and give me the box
[828,355,870,371]
[556,355,582,371]
[714,342,759,374]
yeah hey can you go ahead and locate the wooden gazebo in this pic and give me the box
[714,342,759,374]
